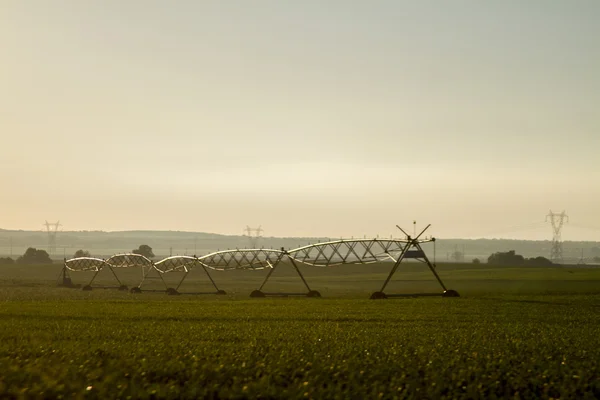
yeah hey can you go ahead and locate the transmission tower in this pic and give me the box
[44,220,62,256]
[545,211,568,263]
[243,225,263,248]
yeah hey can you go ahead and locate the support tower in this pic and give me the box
[243,225,263,248]
[44,220,61,256]
[546,211,568,263]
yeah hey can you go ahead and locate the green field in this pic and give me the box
[0,263,599,398]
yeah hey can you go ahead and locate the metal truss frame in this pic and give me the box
[199,248,285,271]
[136,256,226,295]
[59,257,127,291]
[287,238,406,267]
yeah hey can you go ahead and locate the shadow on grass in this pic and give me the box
[475,297,571,306]
[0,313,457,324]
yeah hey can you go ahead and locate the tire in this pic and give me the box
[369,291,388,300]
[442,289,460,297]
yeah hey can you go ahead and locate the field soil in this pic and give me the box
[0,263,599,398]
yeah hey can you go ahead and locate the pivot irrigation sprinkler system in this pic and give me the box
[60,224,459,299]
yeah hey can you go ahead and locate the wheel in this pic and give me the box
[130,287,142,294]
[61,277,73,287]
[442,289,460,297]
[250,290,266,298]
[118,285,128,291]
[307,290,321,298]
[166,288,180,296]
[82,285,93,291]
[369,291,387,300]
[216,290,227,295]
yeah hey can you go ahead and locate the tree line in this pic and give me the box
[1,246,595,266]
[0,244,155,265]
[474,250,554,266]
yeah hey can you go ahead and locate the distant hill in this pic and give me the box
[0,229,333,259]
[0,229,598,263]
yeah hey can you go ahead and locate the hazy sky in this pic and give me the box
[1,1,599,240]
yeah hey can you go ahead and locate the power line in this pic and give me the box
[568,223,600,233]
[466,221,547,238]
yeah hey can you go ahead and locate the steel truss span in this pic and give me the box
[60,225,459,299]
[106,253,154,270]
[64,257,108,272]
[199,249,285,271]
[59,257,128,291]
[139,256,225,296]
[287,239,408,267]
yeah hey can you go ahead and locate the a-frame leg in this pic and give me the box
[166,263,227,296]
[369,240,412,299]
[131,265,169,293]
[370,225,460,299]
[132,261,227,296]
[82,265,127,291]
[250,254,321,298]
[57,265,75,288]
[413,240,459,297]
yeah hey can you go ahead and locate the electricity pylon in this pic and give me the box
[546,211,568,263]
[44,221,62,256]
[243,225,263,248]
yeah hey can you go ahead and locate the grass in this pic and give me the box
[0,263,599,398]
